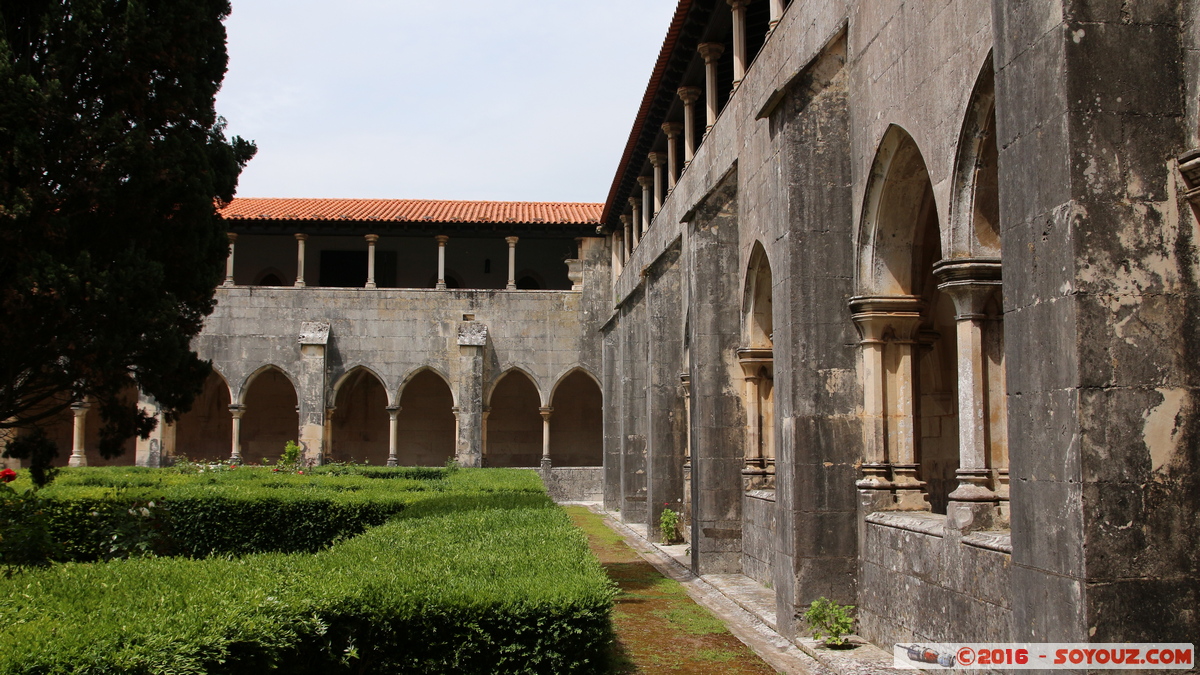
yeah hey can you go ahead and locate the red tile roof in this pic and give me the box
[219,198,603,225]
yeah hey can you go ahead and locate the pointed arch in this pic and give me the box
[398,365,455,407]
[549,368,603,467]
[239,365,299,465]
[549,366,601,403]
[329,366,390,465]
[487,366,545,407]
[486,368,543,468]
[857,124,945,296]
[741,241,774,349]
[238,364,300,407]
[174,369,234,462]
[331,365,394,408]
[949,53,1002,259]
[394,367,455,466]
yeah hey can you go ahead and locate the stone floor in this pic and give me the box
[584,504,907,675]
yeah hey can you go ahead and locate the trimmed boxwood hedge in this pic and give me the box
[0,468,615,674]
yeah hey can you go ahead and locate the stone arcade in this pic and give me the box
[5,0,1200,654]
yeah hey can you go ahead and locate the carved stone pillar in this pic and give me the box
[68,402,88,467]
[850,296,926,509]
[228,404,245,464]
[728,0,749,89]
[628,198,641,248]
[364,234,379,288]
[649,152,665,213]
[224,233,237,286]
[662,123,682,190]
[620,215,632,262]
[934,259,1004,505]
[294,233,308,287]
[637,176,653,234]
[386,405,400,467]
[505,236,519,290]
[677,87,701,165]
[698,43,725,132]
[435,235,449,289]
[297,322,330,465]
[539,406,554,471]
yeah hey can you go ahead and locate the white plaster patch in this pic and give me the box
[1142,388,1186,473]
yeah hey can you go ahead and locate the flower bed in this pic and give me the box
[0,467,615,674]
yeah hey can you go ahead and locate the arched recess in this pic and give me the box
[329,367,390,465]
[853,126,959,514]
[395,368,456,466]
[41,386,139,467]
[486,369,542,467]
[548,368,603,467]
[239,366,299,465]
[738,243,775,489]
[174,370,234,462]
[940,54,1009,512]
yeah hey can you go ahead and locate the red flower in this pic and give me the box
[0,468,16,483]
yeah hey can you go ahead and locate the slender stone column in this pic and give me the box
[386,405,400,467]
[435,235,449,289]
[620,215,633,261]
[934,260,1003,503]
[223,233,237,286]
[698,43,725,132]
[323,407,335,459]
[364,234,379,288]
[744,372,760,471]
[481,408,491,467]
[628,198,641,248]
[637,176,653,234]
[728,0,749,90]
[228,404,245,464]
[539,406,553,471]
[648,153,665,213]
[294,233,308,287]
[505,236,519,290]
[769,0,784,30]
[610,231,622,279]
[661,123,682,190]
[677,87,701,165]
[850,296,925,508]
[68,402,89,467]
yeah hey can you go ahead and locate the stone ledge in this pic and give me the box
[746,488,778,501]
[864,511,946,538]
[961,529,1013,554]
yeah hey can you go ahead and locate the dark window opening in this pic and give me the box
[484,258,492,274]
[320,251,396,287]
[258,273,283,286]
[516,276,540,290]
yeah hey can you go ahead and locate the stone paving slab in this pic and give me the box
[585,504,908,675]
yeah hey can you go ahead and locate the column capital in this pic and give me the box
[71,400,90,413]
[933,259,1003,317]
[728,0,751,8]
[294,233,308,241]
[628,197,640,209]
[619,214,631,226]
[662,122,683,137]
[849,295,925,342]
[435,234,449,245]
[636,175,653,190]
[505,235,519,246]
[364,234,379,244]
[228,404,246,419]
[648,152,665,168]
[677,86,701,104]
[227,232,238,242]
[698,42,725,63]
[539,406,554,421]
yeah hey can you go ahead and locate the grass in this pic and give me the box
[564,506,775,675]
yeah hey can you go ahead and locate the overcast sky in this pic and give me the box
[215,1,678,203]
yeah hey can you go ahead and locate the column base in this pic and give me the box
[386,456,398,468]
[540,456,553,472]
[436,283,447,290]
[67,453,87,468]
[946,500,1001,534]
[506,283,516,290]
[892,488,930,511]
[365,282,377,289]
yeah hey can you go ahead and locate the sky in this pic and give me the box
[215,0,679,203]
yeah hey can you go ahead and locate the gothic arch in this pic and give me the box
[548,368,603,467]
[238,365,299,465]
[331,365,395,408]
[237,364,300,407]
[487,366,545,407]
[948,54,1002,260]
[329,366,390,465]
[394,367,455,466]
[397,365,455,407]
[486,368,542,468]
[741,242,774,349]
[548,366,600,403]
[174,369,234,462]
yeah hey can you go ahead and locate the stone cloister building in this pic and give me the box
[6,0,1200,654]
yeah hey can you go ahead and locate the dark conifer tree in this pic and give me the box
[0,0,256,460]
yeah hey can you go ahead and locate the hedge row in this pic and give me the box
[0,504,614,674]
[14,466,548,560]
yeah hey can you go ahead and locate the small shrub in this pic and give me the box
[803,596,856,647]
[659,504,681,544]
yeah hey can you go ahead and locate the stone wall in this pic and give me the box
[542,467,604,503]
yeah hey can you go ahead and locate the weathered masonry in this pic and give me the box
[599,0,1199,653]
[24,200,612,496]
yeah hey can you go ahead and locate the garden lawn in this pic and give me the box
[565,506,776,675]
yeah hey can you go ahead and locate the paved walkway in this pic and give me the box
[580,504,905,675]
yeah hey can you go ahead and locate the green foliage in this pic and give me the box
[659,504,681,544]
[0,467,615,674]
[277,440,304,470]
[0,430,58,488]
[0,483,60,573]
[0,0,256,455]
[803,596,856,647]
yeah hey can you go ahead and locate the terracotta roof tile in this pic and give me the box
[218,198,603,226]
